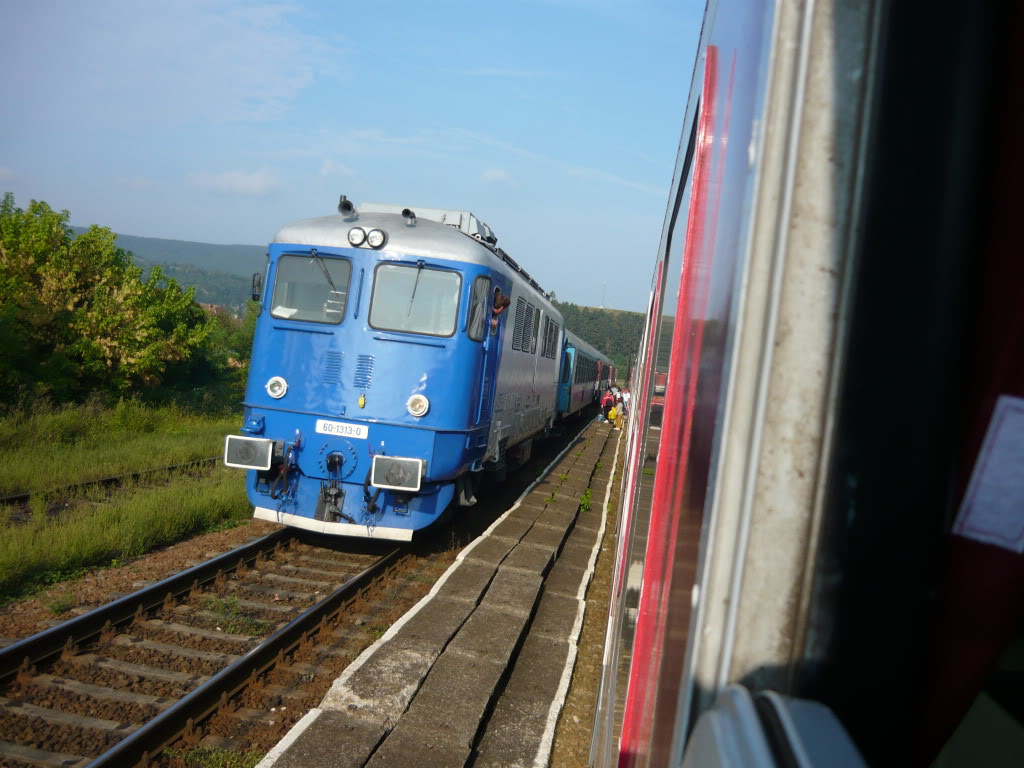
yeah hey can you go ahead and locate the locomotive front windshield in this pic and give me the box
[271,254,352,324]
[369,263,461,337]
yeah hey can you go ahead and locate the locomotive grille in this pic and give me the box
[323,351,343,384]
[354,354,375,389]
[512,297,527,350]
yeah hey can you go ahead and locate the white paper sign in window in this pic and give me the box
[953,395,1024,553]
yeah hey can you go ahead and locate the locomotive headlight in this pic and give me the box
[406,394,430,417]
[265,376,288,399]
[366,229,387,249]
[348,227,367,246]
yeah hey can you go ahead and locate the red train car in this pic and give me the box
[592,0,1024,765]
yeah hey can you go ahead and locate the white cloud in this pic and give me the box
[319,160,355,178]
[0,1,342,124]
[458,130,663,195]
[480,169,512,184]
[188,169,279,197]
[0,167,15,181]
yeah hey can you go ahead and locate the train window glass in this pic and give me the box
[467,276,490,341]
[512,297,527,350]
[369,264,461,337]
[563,352,571,382]
[530,307,540,353]
[271,254,352,324]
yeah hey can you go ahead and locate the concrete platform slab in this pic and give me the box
[480,567,543,617]
[552,488,584,503]
[433,560,496,605]
[556,540,595,571]
[473,637,575,768]
[365,720,471,768]
[446,604,530,661]
[541,500,581,518]
[387,596,476,657]
[267,710,385,768]
[529,591,582,641]
[394,647,506,749]
[535,509,579,532]
[521,522,570,551]
[542,561,588,598]
[490,633,570,710]
[506,500,547,523]
[462,535,518,567]
[501,542,556,575]
[320,644,434,727]
[565,522,600,550]
[489,515,533,541]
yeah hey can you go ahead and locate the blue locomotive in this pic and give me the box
[224,198,612,540]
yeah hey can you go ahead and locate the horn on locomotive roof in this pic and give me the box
[338,195,357,217]
[402,208,416,225]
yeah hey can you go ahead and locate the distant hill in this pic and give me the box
[552,300,645,371]
[70,227,264,277]
[67,226,646,366]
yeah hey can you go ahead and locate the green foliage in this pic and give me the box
[552,299,645,373]
[201,594,273,635]
[0,467,250,601]
[0,193,214,405]
[580,487,593,513]
[0,400,237,496]
[164,746,263,768]
[45,587,76,615]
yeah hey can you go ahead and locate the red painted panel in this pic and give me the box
[619,45,720,767]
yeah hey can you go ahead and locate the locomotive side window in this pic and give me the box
[467,276,491,341]
[369,263,461,337]
[271,254,352,324]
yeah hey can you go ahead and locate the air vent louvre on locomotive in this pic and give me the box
[323,351,343,384]
[354,354,375,389]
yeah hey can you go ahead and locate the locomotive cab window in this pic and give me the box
[370,263,461,337]
[467,276,491,341]
[271,253,352,324]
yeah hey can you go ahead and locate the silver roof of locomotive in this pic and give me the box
[273,204,553,301]
[273,211,499,268]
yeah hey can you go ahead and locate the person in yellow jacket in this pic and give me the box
[608,405,619,430]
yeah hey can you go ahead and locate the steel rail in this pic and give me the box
[0,456,221,507]
[0,527,295,681]
[86,546,402,768]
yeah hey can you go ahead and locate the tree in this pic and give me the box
[0,193,213,404]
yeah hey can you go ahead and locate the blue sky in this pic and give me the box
[1,0,702,311]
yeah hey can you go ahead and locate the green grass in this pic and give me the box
[0,399,239,497]
[580,488,593,513]
[0,467,251,602]
[201,595,274,636]
[165,746,263,768]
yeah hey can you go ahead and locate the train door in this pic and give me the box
[558,346,575,414]
[474,275,504,428]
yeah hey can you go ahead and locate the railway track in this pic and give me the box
[0,529,400,767]
[0,457,222,510]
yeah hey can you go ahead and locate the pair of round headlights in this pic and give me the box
[266,376,429,418]
[348,227,387,249]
